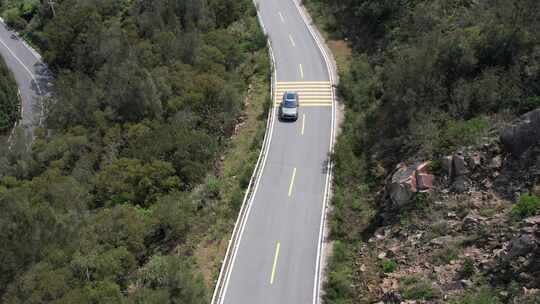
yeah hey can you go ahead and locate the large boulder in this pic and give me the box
[387,161,434,207]
[501,108,540,156]
[442,152,469,179]
[506,234,537,259]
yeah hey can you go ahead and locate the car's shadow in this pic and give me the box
[277,116,298,123]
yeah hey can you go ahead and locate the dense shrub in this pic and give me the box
[0,56,19,133]
[0,0,268,301]
[306,0,540,302]
[512,193,540,218]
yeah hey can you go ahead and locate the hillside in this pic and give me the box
[305,0,540,303]
[0,0,269,303]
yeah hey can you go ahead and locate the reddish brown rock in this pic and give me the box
[387,161,434,207]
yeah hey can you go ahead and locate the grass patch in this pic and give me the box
[323,241,355,304]
[400,276,440,301]
[511,193,540,218]
[449,287,502,304]
[438,117,490,153]
[431,244,460,266]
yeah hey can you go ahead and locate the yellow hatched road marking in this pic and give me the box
[275,99,332,103]
[274,81,333,108]
[277,92,331,95]
[270,242,281,285]
[277,88,331,91]
[276,81,330,85]
[301,103,333,107]
[277,82,330,86]
[274,102,332,108]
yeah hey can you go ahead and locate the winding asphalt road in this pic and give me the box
[218,0,334,303]
[0,20,50,135]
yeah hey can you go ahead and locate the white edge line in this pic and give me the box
[288,1,337,304]
[212,0,338,302]
[211,5,278,303]
[0,21,45,130]
[0,18,42,61]
[220,53,277,303]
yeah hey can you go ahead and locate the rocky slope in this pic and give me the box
[356,108,540,303]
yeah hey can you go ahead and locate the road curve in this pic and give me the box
[0,20,50,135]
[219,0,334,303]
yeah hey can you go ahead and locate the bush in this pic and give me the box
[323,241,354,304]
[204,176,222,199]
[511,193,540,218]
[517,96,540,114]
[2,8,27,30]
[0,55,19,133]
[460,257,475,278]
[439,118,490,153]
[381,259,397,273]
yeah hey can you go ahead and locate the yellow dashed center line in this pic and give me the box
[288,168,297,197]
[270,242,281,284]
[299,64,304,79]
[301,114,306,135]
[289,34,296,47]
[278,11,285,23]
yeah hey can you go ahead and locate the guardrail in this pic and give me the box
[209,5,277,303]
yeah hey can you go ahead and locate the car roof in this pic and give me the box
[284,91,298,99]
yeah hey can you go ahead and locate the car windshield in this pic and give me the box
[283,93,297,108]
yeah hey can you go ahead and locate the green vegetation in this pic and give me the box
[399,276,440,301]
[0,0,270,302]
[304,0,540,302]
[461,257,476,278]
[380,259,397,273]
[431,244,460,266]
[511,193,540,218]
[323,241,355,304]
[0,0,39,30]
[450,287,502,304]
[0,55,19,133]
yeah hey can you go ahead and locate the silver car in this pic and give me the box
[279,91,299,121]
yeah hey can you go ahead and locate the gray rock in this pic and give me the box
[525,215,540,226]
[452,175,469,193]
[507,234,537,259]
[453,153,469,177]
[501,108,540,156]
[462,213,485,231]
[442,155,453,175]
[489,155,503,169]
[430,235,453,246]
